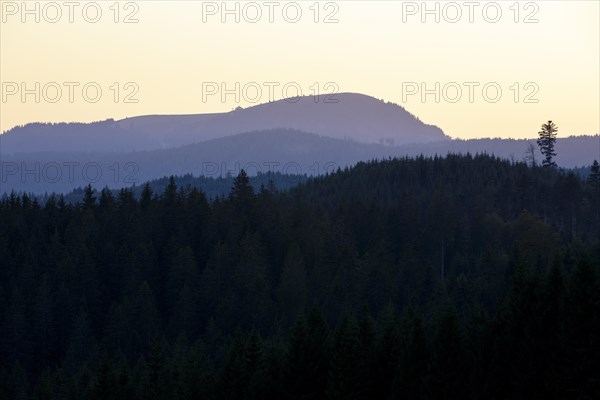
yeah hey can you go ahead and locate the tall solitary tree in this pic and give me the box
[537,121,558,168]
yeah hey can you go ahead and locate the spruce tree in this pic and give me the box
[83,184,96,210]
[589,160,600,188]
[327,316,361,400]
[588,160,600,229]
[537,120,558,168]
[140,182,154,210]
[230,169,254,203]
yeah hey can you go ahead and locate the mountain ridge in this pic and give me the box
[1,129,597,195]
[0,93,447,153]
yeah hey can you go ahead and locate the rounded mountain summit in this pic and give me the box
[1,93,448,153]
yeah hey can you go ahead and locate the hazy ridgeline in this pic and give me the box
[2,130,598,195]
[1,154,598,399]
[0,94,448,153]
[0,93,445,196]
[2,93,597,195]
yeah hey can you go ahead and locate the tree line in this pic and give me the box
[0,154,599,399]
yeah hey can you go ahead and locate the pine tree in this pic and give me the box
[177,339,214,400]
[132,282,160,354]
[277,244,308,324]
[64,307,95,374]
[114,358,135,400]
[140,183,154,210]
[142,338,170,400]
[98,188,115,212]
[83,184,97,210]
[372,304,401,399]
[396,309,428,399]
[537,262,566,398]
[327,316,361,400]
[565,260,600,398]
[33,277,55,367]
[229,169,256,233]
[233,233,271,329]
[537,120,558,168]
[284,309,330,400]
[230,169,254,203]
[219,334,245,400]
[355,314,376,397]
[89,361,116,400]
[162,176,177,205]
[429,305,468,400]
[243,330,267,400]
[6,361,29,400]
[589,160,600,188]
[1,288,29,365]
[588,160,600,229]
[166,246,199,322]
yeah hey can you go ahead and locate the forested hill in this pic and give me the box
[297,154,598,230]
[1,155,599,399]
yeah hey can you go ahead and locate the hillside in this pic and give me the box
[1,155,598,399]
[0,93,447,153]
[1,130,597,195]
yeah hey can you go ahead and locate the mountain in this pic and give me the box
[0,93,447,153]
[1,130,598,195]
[1,91,597,195]
[1,129,396,194]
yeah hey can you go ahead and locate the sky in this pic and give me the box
[1,0,599,139]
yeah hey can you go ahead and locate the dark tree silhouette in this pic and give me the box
[588,160,600,191]
[537,120,558,168]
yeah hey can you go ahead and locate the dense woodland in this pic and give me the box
[1,154,599,399]
[38,172,309,205]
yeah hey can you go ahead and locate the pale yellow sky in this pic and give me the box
[1,0,598,139]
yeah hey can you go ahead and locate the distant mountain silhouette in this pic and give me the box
[2,129,597,195]
[0,93,447,153]
[1,92,597,194]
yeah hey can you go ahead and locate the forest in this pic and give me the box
[40,172,309,205]
[0,154,599,399]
